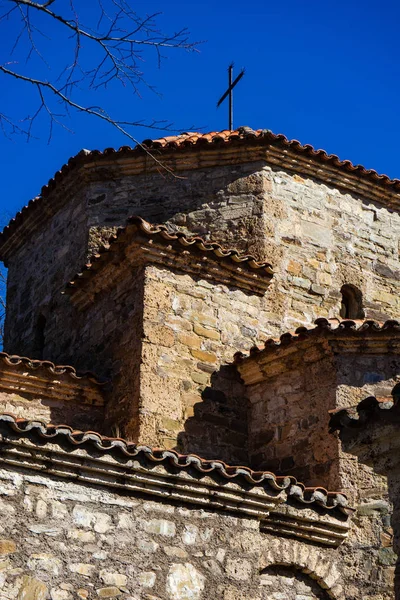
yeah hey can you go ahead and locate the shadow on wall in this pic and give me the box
[88,160,269,261]
[176,364,250,466]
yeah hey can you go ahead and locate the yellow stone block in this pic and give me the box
[0,539,16,555]
[177,333,201,348]
[18,576,47,600]
[193,323,220,340]
[191,349,217,363]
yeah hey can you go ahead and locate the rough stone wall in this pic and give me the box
[335,353,400,497]
[3,161,268,361]
[243,347,400,488]
[3,188,89,358]
[260,565,331,599]
[0,361,106,432]
[5,158,400,360]
[0,463,392,600]
[246,341,338,487]
[43,265,145,439]
[260,167,400,329]
[136,265,261,461]
[243,345,396,600]
[0,389,104,433]
[86,163,400,331]
[85,162,268,259]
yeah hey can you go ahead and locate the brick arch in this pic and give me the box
[260,538,345,600]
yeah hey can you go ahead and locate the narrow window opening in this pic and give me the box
[33,314,46,359]
[340,284,364,320]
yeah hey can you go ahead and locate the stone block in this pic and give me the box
[225,558,252,580]
[138,572,156,588]
[100,572,127,588]
[97,588,122,598]
[0,539,16,555]
[178,333,202,349]
[68,529,96,543]
[310,283,327,296]
[94,512,113,533]
[191,372,210,385]
[193,324,220,340]
[144,519,176,537]
[18,576,48,600]
[69,563,96,576]
[287,260,302,276]
[300,220,332,246]
[166,563,205,600]
[190,349,217,363]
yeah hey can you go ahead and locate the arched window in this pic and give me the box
[340,284,364,320]
[33,314,46,359]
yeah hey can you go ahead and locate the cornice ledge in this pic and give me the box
[0,435,349,530]
[0,368,105,405]
[260,507,350,547]
[0,436,283,518]
[138,243,271,296]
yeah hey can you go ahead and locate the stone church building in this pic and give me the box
[0,126,398,599]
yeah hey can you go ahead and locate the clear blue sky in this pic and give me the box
[1,0,400,223]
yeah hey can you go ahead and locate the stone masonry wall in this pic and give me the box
[43,259,276,461]
[259,167,400,329]
[136,265,258,461]
[5,158,400,359]
[0,463,393,600]
[85,162,268,260]
[3,188,89,359]
[43,265,145,439]
[242,345,396,600]
[3,161,268,358]
[0,389,104,433]
[245,341,338,487]
[335,353,400,497]
[243,343,399,501]
[85,163,400,331]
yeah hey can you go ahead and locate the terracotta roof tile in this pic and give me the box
[65,215,273,295]
[0,351,107,386]
[0,413,350,513]
[2,126,400,251]
[329,388,398,434]
[234,318,400,363]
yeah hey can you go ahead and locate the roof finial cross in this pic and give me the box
[217,63,245,131]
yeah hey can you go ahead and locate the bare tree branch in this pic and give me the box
[0,0,202,147]
[0,62,191,174]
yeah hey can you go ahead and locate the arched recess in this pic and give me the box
[260,538,345,600]
[340,284,364,320]
[260,565,331,599]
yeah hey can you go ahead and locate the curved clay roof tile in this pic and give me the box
[0,413,350,514]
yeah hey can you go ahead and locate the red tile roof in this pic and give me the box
[234,318,400,363]
[65,215,273,295]
[2,126,400,252]
[0,413,350,514]
[0,351,107,385]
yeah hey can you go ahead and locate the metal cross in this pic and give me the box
[217,63,245,131]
